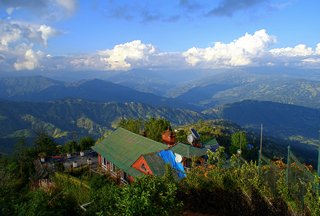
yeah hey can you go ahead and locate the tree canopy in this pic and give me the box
[229,131,248,156]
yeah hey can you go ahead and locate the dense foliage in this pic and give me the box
[117,117,172,142]
[0,117,319,215]
[0,98,213,154]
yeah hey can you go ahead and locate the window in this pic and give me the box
[140,163,147,172]
[123,172,130,182]
[110,162,113,171]
[104,157,107,166]
[186,158,191,168]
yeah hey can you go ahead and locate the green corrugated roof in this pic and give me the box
[125,167,144,178]
[143,153,167,177]
[169,142,207,158]
[92,127,167,178]
[200,138,218,147]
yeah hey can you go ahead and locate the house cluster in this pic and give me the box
[92,127,220,185]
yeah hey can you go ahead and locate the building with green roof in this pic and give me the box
[92,127,167,184]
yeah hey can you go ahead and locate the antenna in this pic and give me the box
[187,134,194,144]
[175,153,182,163]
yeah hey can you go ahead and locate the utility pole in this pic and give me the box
[260,124,263,154]
[318,131,320,181]
[258,124,263,176]
[20,152,23,180]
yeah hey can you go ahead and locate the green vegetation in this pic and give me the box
[166,70,320,110]
[230,131,248,156]
[0,117,319,215]
[0,98,215,154]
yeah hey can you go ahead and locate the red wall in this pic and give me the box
[98,154,102,166]
[129,176,135,183]
[132,156,153,175]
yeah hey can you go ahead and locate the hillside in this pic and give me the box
[0,76,203,112]
[165,70,320,109]
[106,70,175,96]
[0,98,216,154]
[204,100,320,148]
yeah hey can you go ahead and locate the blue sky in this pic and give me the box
[0,0,319,74]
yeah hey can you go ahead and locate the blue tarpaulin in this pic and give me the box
[158,150,186,179]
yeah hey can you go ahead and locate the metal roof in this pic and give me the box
[92,127,167,178]
[200,138,218,147]
[169,142,207,158]
[143,153,167,177]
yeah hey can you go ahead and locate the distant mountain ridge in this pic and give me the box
[166,70,320,109]
[204,99,320,147]
[0,76,204,112]
[0,98,216,154]
[106,70,175,96]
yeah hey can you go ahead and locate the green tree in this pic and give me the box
[33,132,58,156]
[176,130,188,143]
[64,140,77,153]
[145,117,171,142]
[229,131,248,156]
[117,118,144,134]
[78,136,95,151]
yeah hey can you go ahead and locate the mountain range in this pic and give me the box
[0,98,215,154]
[0,76,203,112]
[165,70,320,109]
[1,72,320,167]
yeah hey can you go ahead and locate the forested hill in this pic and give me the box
[0,98,216,154]
[0,76,203,112]
[204,100,320,147]
[165,70,320,109]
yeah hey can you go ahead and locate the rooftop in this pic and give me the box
[92,127,167,178]
[169,142,207,158]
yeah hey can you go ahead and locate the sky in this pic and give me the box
[0,0,319,75]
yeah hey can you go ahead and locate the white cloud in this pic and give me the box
[1,28,320,72]
[315,43,320,55]
[70,40,160,71]
[37,25,64,46]
[270,44,314,57]
[0,19,64,48]
[0,19,64,71]
[182,29,277,68]
[14,47,45,70]
[5,7,14,15]
[55,0,80,18]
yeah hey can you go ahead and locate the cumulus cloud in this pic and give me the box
[270,44,314,57]
[14,47,45,70]
[70,40,159,71]
[206,0,267,17]
[0,19,64,71]
[0,19,64,48]
[1,29,320,72]
[182,29,277,68]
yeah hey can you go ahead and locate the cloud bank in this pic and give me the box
[0,27,319,72]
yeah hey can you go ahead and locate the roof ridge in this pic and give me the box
[117,127,167,146]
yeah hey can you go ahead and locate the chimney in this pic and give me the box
[142,130,146,137]
[161,128,176,146]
